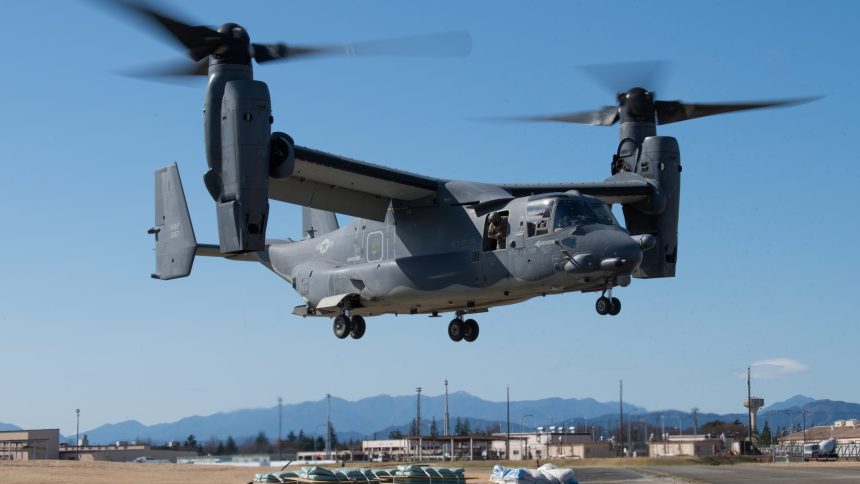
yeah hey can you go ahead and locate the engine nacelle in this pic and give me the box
[623,136,681,278]
[215,79,272,254]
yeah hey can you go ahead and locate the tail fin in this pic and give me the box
[149,163,197,280]
[302,207,339,239]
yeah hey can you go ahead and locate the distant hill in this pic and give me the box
[762,395,815,413]
[78,391,645,444]
[53,394,860,445]
[0,422,21,431]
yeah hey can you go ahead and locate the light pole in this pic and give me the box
[75,408,80,461]
[619,380,624,458]
[802,409,807,445]
[415,387,422,436]
[506,385,510,461]
[444,380,450,437]
[416,387,422,462]
[278,397,283,460]
[325,393,332,460]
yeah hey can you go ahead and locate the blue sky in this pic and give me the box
[1,0,857,436]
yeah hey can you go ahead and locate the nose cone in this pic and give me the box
[598,231,643,274]
[562,229,643,275]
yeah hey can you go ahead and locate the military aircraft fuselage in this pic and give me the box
[264,184,644,318]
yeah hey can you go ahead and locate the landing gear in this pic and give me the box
[608,298,621,316]
[350,315,366,339]
[595,297,612,315]
[463,319,479,342]
[448,314,480,342]
[333,314,351,339]
[595,286,622,316]
[448,318,464,342]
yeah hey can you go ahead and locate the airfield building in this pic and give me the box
[778,419,860,445]
[648,435,722,458]
[362,431,611,461]
[0,429,60,460]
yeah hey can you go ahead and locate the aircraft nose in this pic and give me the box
[599,233,643,273]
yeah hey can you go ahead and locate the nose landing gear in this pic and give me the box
[595,286,621,316]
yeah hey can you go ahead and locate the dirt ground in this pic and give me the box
[3,459,860,484]
[0,461,489,484]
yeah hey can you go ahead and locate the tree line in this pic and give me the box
[153,426,363,456]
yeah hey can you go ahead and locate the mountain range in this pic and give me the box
[10,393,858,444]
[0,422,21,432]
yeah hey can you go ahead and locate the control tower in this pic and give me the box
[744,397,765,436]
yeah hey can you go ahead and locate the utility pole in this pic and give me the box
[619,380,624,458]
[747,367,753,446]
[278,397,283,460]
[692,407,699,436]
[444,380,449,437]
[416,387,422,436]
[506,385,510,461]
[802,409,807,445]
[326,393,332,460]
[75,408,80,461]
[415,385,423,461]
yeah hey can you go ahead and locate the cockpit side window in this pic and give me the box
[526,200,555,237]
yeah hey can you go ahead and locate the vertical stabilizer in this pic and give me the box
[302,207,339,239]
[149,163,197,280]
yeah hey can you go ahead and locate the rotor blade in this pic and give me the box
[655,97,822,125]
[253,31,472,63]
[580,60,671,95]
[495,106,619,126]
[252,43,330,63]
[109,0,226,61]
[120,58,209,79]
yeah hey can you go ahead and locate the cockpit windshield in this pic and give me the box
[553,197,617,230]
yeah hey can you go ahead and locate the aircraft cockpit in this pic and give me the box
[526,195,618,236]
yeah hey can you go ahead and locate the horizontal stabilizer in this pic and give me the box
[150,163,197,280]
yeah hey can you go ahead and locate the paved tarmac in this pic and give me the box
[573,467,672,483]
[573,464,860,483]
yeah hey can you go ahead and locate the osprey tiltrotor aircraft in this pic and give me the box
[123,2,810,342]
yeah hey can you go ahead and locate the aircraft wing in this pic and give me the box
[268,146,440,221]
[498,176,655,205]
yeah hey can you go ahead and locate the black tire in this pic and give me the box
[463,319,479,342]
[596,296,611,315]
[350,315,366,339]
[333,314,352,339]
[609,297,621,316]
[448,318,464,342]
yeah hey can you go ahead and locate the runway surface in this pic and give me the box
[573,464,860,483]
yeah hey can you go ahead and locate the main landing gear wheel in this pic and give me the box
[350,315,366,339]
[595,297,612,315]
[463,319,479,342]
[448,318,464,342]
[333,314,351,339]
[608,297,621,316]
